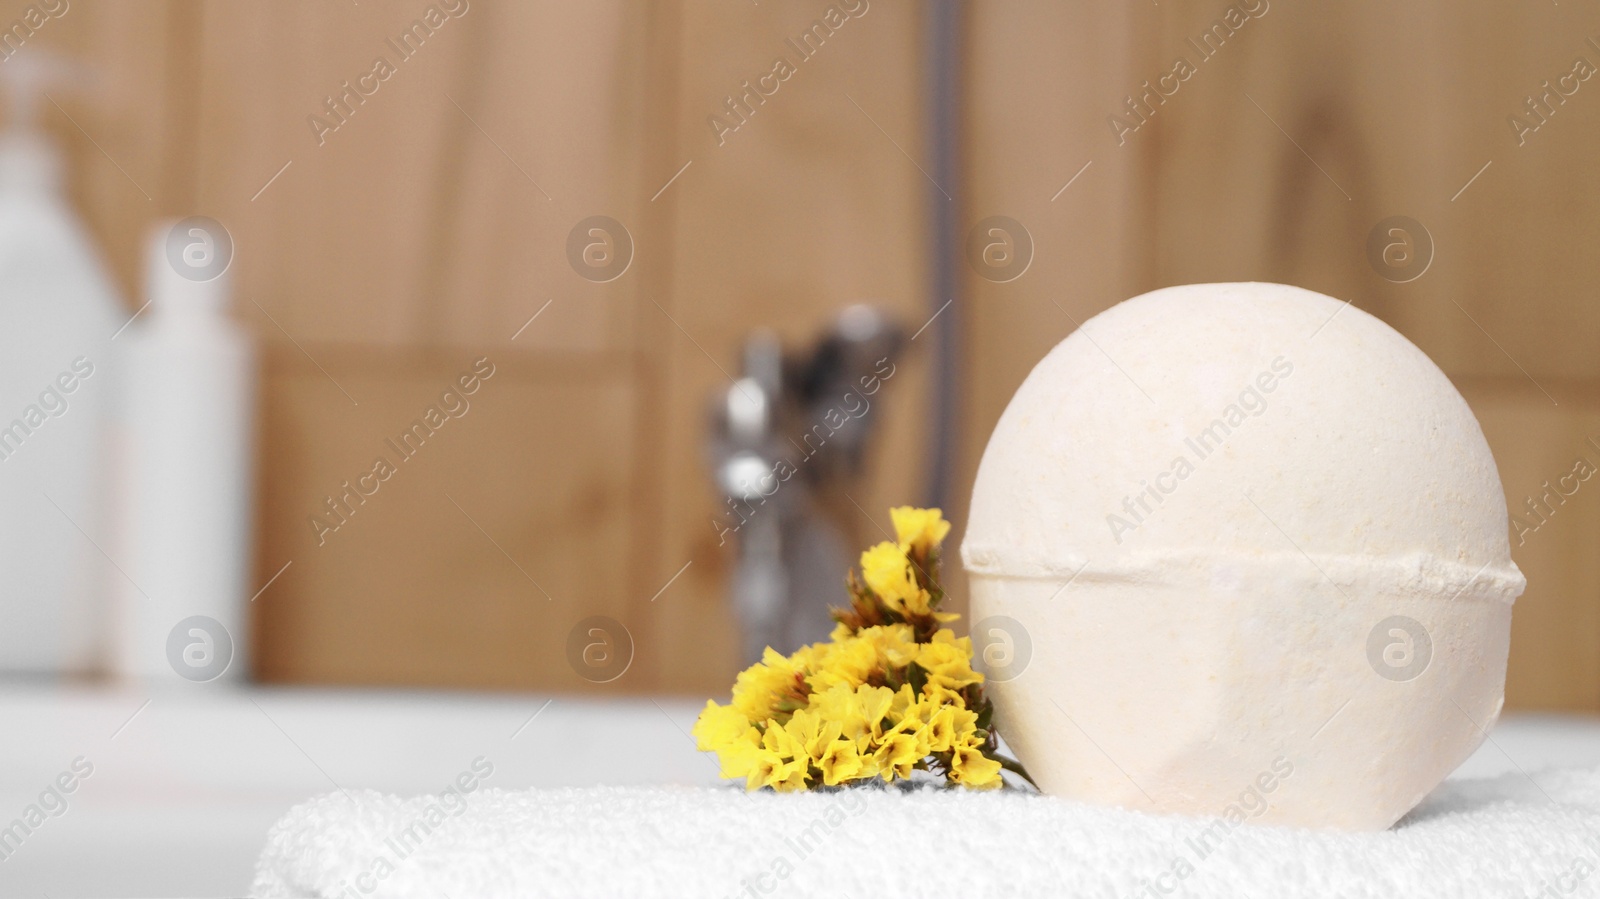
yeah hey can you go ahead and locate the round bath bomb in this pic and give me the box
[962,282,1523,831]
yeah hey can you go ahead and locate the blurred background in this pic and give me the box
[3,0,1600,893]
[4,0,1598,705]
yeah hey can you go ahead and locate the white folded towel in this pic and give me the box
[253,768,1600,898]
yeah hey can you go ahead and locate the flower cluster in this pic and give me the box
[693,507,1029,791]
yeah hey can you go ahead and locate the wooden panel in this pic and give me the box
[644,0,932,691]
[253,346,636,690]
[1465,380,1600,711]
[963,1,1600,709]
[182,0,931,694]
[191,1,672,690]
[1141,0,1600,383]
[194,0,644,350]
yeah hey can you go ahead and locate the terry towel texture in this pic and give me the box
[254,769,1600,898]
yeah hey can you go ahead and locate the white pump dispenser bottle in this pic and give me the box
[114,219,255,684]
[0,55,123,674]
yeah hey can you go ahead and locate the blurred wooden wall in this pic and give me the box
[19,0,1600,709]
[961,0,1600,711]
[24,0,928,694]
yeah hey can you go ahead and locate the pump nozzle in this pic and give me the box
[0,51,95,195]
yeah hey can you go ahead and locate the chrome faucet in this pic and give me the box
[708,306,904,664]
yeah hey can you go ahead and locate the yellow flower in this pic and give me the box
[869,687,934,781]
[924,705,959,754]
[730,648,804,722]
[704,723,765,784]
[691,701,772,784]
[816,739,865,785]
[726,739,765,780]
[762,714,803,756]
[859,542,931,616]
[890,506,951,556]
[810,683,895,748]
[803,635,879,693]
[784,708,843,762]
[885,683,922,727]
[857,624,920,669]
[949,741,1003,788]
[916,630,984,693]
[805,684,860,735]
[948,704,981,741]
[921,697,979,751]
[754,718,811,791]
[873,729,926,781]
[691,700,750,752]
[747,747,806,791]
[694,504,1028,792]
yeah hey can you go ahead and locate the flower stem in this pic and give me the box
[997,755,1039,790]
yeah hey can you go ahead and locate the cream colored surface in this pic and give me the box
[963,282,1525,830]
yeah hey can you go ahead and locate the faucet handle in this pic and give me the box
[791,305,903,404]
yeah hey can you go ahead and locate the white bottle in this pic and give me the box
[0,58,123,674]
[115,220,255,684]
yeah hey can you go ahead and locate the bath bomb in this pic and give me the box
[962,282,1523,831]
